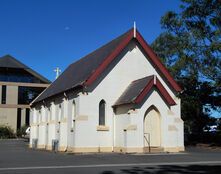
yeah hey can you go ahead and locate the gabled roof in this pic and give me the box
[0,55,29,68]
[34,29,133,103]
[114,76,154,106]
[114,75,176,107]
[0,55,51,84]
[34,28,181,104]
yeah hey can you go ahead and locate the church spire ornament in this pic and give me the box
[54,67,61,79]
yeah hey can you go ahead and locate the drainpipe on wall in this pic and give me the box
[112,111,115,152]
[63,95,68,152]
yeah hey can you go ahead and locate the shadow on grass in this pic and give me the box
[101,165,221,174]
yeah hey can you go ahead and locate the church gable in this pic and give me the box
[30,27,184,153]
[113,75,176,108]
[33,28,181,104]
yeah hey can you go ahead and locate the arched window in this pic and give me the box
[47,107,51,122]
[38,110,41,123]
[71,101,76,128]
[58,104,62,121]
[99,100,106,125]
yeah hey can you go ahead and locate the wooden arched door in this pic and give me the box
[144,106,161,147]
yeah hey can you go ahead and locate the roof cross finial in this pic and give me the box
[133,21,136,38]
[54,67,61,79]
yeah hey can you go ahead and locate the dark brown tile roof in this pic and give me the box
[114,76,154,106]
[0,55,51,84]
[34,28,133,103]
[33,27,182,105]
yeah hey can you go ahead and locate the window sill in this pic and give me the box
[96,125,109,131]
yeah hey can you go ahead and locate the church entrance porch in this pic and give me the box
[143,106,162,153]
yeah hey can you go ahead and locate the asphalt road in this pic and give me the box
[0,139,221,174]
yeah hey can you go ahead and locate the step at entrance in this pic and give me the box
[143,147,164,153]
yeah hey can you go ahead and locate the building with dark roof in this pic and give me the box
[0,55,50,132]
[30,28,184,153]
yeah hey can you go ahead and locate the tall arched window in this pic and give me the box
[47,107,51,122]
[71,101,76,128]
[58,104,61,121]
[38,110,41,123]
[99,100,106,125]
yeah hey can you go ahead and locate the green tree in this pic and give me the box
[151,0,221,134]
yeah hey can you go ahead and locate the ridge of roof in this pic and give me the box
[131,75,154,83]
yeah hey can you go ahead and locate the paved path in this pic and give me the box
[0,139,221,173]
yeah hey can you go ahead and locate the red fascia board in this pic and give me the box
[134,77,154,104]
[156,78,176,106]
[134,77,176,106]
[85,31,134,86]
[84,29,181,93]
[136,31,182,92]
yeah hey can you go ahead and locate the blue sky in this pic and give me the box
[0,0,181,81]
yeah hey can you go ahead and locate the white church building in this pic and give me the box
[30,27,184,153]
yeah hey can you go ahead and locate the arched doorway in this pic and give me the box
[144,106,161,148]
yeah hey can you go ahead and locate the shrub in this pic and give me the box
[0,125,15,139]
[17,125,29,137]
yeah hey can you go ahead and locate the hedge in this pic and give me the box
[0,125,15,139]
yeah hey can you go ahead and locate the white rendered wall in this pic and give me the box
[67,97,79,149]
[47,102,56,148]
[30,108,39,146]
[114,90,183,150]
[30,40,183,151]
[75,40,182,149]
[37,106,46,147]
[59,98,68,149]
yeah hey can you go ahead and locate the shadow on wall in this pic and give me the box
[101,165,221,174]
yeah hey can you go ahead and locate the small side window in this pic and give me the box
[58,104,61,121]
[72,101,76,128]
[99,100,106,125]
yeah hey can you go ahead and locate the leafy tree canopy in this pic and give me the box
[151,0,221,133]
